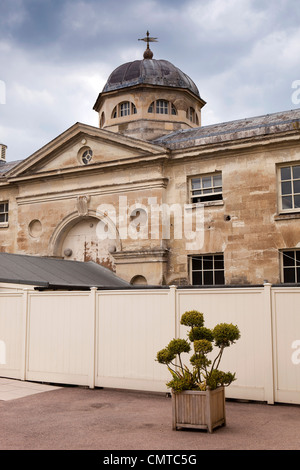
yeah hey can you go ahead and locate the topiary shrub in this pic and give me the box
[156,310,240,393]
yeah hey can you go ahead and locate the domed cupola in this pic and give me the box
[93,32,206,140]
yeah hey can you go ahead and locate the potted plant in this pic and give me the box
[156,310,240,432]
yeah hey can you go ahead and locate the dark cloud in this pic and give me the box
[7,0,63,45]
[1,0,300,161]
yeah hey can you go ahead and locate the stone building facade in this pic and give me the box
[0,43,300,286]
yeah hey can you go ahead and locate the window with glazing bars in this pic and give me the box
[112,102,137,118]
[187,107,199,124]
[0,201,8,223]
[148,100,177,115]
[156,100,169,114]
[190,173,222,203]
[120,102,130,116]
[281,250,300,283]
[279,164,300,211]
[190,254,225,285]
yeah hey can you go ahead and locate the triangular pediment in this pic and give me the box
[6,123,168,179]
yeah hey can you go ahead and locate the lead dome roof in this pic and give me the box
[102,59,200,98]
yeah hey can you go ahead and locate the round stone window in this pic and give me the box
[81,148,93,165]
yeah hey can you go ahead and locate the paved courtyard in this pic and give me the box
[0,377,300,451]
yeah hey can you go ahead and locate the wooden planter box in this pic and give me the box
[172,386,226,433]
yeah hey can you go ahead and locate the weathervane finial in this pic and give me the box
[138,30,158,59]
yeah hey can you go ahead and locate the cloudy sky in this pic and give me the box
[0,0,300,162]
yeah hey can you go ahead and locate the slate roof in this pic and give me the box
[0,160,22,175]
[0,253,130,289]
[154,108,300,149]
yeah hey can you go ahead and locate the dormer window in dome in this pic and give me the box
[148,100,177,116]
[187,107,199,125]
[112,101,137,119]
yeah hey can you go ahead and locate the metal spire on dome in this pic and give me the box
[138,30,158,59]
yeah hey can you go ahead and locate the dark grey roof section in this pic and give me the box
[153,108,300,149]
[0,160,23,175]
[0,253,130,289]
[102,59,201,98]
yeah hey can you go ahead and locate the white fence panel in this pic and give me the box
[272,288,300,404]
[26,292,93,386]
[95,289,175,392]
[0,293,24,379]
[0,285,300,405]
[176,287,274,403]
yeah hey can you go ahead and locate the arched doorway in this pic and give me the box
[50,211,120,271]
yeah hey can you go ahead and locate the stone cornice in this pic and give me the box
[7,151,169,184]
[16,177,169,205]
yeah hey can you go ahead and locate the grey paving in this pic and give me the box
[0,378,61,401]
[0,378,299,450]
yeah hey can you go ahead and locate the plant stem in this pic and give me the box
[210,346,224,373]
[178,353,184,371]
